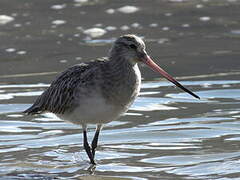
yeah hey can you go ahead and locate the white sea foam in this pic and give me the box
[117,6,139,14]
[51,4,66,10]
[52,20,66,25]
[83,28,106,38]
[0,15,14,25]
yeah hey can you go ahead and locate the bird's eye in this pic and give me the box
[129,44,137,49]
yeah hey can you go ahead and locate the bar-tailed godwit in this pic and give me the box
[24,34,199,164]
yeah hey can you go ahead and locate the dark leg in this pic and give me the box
[91,124,102,158]
[83,128,95,165]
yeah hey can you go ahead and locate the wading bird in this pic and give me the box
[24,34,199,165]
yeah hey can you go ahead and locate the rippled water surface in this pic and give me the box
[1,0,240,179]
[1,76,240,180]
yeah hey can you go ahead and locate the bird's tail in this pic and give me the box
[23,105,41,115]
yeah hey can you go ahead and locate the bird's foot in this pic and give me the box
[87,163,96,174]
[90,158,96,165]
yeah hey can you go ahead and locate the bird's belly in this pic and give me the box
[57,95,129,125]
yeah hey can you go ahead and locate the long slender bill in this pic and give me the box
[143,55,200,99]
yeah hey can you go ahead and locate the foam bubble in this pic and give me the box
[0,15,14,25]
[52,20,66,25]
[83,28,106,38]
[117,6,139,14]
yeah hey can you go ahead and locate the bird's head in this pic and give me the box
[110,34,200,99]
[110,34,147,65]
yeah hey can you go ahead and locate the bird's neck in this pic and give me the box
[101,56,141,106]
[109,54,136,68]
[105,56,136,83]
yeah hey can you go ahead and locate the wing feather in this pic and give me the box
[24,62,99,115]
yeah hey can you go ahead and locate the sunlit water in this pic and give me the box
[0,74,240,180]
[1,0,240,179]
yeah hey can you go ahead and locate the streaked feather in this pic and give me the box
[24,60,104,114]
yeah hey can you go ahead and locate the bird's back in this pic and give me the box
[24,60,104,115]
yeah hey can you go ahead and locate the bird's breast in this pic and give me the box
[102,64,141,110]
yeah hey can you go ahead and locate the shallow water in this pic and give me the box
[0,75,240,179]
[1,0,240,179]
